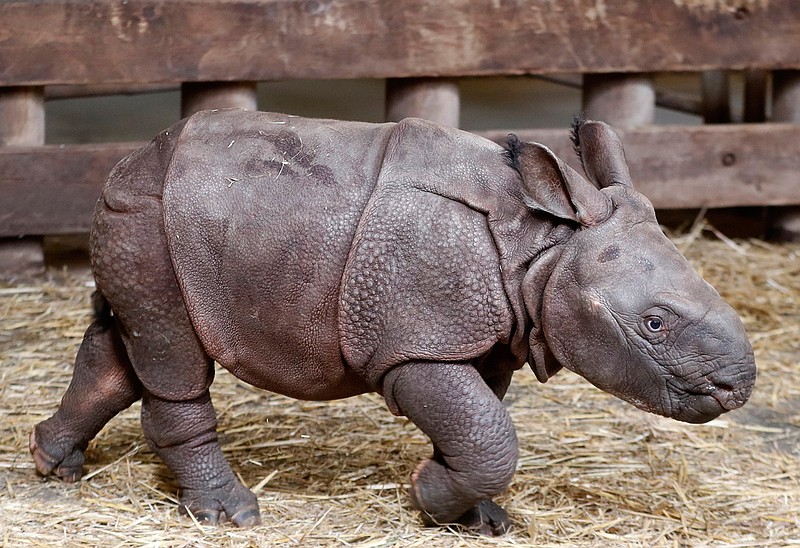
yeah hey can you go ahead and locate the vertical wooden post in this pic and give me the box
[701,70,731,124]
[743,69,768,123]
[0,88,45,145]
[582,73,655,129]
[181,81,258,118]
[767,71,800,240]
[772,71,800,123]
[0,87,46,276]
[385,78,460,127]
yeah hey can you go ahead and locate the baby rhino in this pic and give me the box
[31,111,756,535]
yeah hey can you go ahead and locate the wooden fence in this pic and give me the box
[2,0,800,248]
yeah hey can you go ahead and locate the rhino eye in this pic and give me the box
[646,317,664,332]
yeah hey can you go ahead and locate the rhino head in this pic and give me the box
[512,119,756,424]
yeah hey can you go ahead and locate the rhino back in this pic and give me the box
[163,110,394,399]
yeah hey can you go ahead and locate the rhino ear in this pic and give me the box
[571,117,633,189]
[506,134,612,227]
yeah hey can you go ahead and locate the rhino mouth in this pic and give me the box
[622,388,726,424]
[671,361,755,424]
[678,390,729,424]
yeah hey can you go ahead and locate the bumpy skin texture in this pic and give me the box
[163,112,550,393]
[31,111,757,534]
[164,113,393,399]
[384,362,518,535]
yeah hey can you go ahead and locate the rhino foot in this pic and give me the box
[180,481,261,527]
[417,498,510,536]
[454,500,511,536]
[29,423,86,483]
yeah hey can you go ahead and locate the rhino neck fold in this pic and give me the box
[507,223,573,380]
[517,228,572,382]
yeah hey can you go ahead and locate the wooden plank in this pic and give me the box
[46,83,178,100]
[0,143,137,236]
[2,0,800,86]
[1,124,800,237]
[483,124,800,210]
[0,86,45,274]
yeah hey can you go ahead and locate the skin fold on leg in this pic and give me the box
[140,390,261,526]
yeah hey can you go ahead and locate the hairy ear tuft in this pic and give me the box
[570,113,588,176]
[503,133,523,173]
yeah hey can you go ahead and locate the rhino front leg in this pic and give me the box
[384,362,518,535]
[140,390,261,527]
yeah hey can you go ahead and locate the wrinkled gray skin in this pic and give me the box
[31,110,756,535]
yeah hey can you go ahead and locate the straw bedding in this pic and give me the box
[1,227,798,547]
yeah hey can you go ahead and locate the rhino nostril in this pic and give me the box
[710,382,741,411]
[714,381,734,394]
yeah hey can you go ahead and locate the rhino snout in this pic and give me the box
[695,306,757,412]
[706,362,756,412]
[675,337,756,424]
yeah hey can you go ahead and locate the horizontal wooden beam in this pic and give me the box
[2,1,800,86]
[1,124,799,237]
[0,143,136,236]
[486,124,800,210]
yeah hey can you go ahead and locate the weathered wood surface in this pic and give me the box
[484,124,800,210]
[0,87,45,274]
[0,143,134,236]
[1,0,799,86]
[2,124,799,237]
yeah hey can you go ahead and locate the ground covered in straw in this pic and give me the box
[1,230,799,547]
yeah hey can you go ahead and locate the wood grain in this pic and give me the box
[1,0,799,86]
[0,143,135,236]
[484,124,800,209]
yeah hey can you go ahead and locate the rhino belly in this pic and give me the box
[162,110,394,400]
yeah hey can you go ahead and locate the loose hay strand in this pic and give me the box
[1,236,800,547]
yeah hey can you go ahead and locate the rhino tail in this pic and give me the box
[91,291,114,328]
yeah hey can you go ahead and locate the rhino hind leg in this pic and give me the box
[140,391,261,526]
[97,249,262,525]
[30,316,142,482]
[114,274,261,526]
[116,300,261,526]
[68,128,260,525]
[92,206,260,525]
[384,362,519,536]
